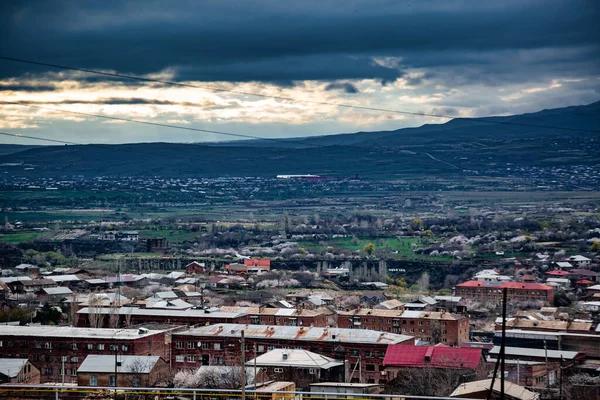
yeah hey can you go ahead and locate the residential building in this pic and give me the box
[450,379,540,400]
[383,345,483,382]
[170,323,414,384]
[0,359,40,384]
[246,349,344,389]
[0,325,167,383]
[185,261,206,275]
[77,355,169,388]
[337,309,469,346]
[219,306,331,327]
[454,281,554,304]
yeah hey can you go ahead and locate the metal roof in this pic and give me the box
[77,307,245,319]
[77,355,161,374]
[450,378,539,400]
[0,325,164,339]
[43,287,72,295]
[490,346,581,360]
[0,358,29,378]
[174,323,413,345]
[47,275,80,282]
[246,349,343,369]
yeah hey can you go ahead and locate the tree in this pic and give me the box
[417,271,430,292]
[34,302,62,325]
[592,241,600,252]
[364,242,375,256]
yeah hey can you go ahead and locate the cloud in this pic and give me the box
[324,82,359,94]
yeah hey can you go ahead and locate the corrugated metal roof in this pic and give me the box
[77,355,161,373]
[43,287,72,295]
[490,346,581,360]
[383,345,482,369]
[174,323,413,345]
[0,325,163,339]
[77,307,245,319]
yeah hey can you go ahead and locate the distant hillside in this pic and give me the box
[0,144,41,155]
[1,101,598,179]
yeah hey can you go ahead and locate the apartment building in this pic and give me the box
[455,281,554,304]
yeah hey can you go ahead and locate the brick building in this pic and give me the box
[337,309,469,346]
[219,306,331,327]
[0,325,168,384]
[171,323,414,384]
[454,281,554,304]
[77,355,170,388]
[76,307,248,328]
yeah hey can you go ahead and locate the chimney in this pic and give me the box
[282,353,288,361]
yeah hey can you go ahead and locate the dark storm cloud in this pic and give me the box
[0,83,57,92]
[325,82,359,94]
[0,0,598,84]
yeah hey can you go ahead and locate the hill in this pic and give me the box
[1,101,598,180]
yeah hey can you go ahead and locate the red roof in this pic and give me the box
[576,279,594,285]
[546,270,570,276]
[383,345,482,369]
[244,259,271,267]
[456,280,553,291]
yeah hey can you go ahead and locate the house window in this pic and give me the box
[109,375,116,387]
[71,369,77,376]
[61,356,68,362]
[44,368,53,375]
[202,342,210,350]
[71,356,78,363]
[268,345,275,351]
[188,342,195,349]
[96,344,105,350]
[70,343,78,350]
[365,364,375,372]
[122,345,128,352]
[176,355,185,363]
[442,338,447,343]
[87,344,94,350]
[110,344,118,351]
[34,342,42,349]
[89,375,98,386]
[175,342,184,349]
[213,356,224,365]
[258,345,265,352]
[187,355,195,362]
[45,342,52,349]
[214,343,222,350]
[351,349,359,357]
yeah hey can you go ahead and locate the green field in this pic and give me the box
[0,232,45,243]
[297,236,448,260]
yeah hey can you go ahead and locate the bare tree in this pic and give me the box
[88,296,105,328]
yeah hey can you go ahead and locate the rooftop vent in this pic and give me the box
[282,353,288,361]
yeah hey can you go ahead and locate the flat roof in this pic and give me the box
[77,307,245,319]
[0,325,164,339]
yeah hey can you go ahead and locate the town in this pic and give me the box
[0,196,599,400]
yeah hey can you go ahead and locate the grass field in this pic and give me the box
[0,232,45,243]
[297,236,449,260]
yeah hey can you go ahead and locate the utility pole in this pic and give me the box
[114,347,118,400]
[516,359,520,385]
[559,357,564,400]
[488,288,507,400]
[544,340,550,392]
[61,357,65,385]
[253,342,257,388]
[241,330,246,400]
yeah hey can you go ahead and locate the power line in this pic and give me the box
[1,101,318,147]
[0,131,78,145]
[2,55,599,134]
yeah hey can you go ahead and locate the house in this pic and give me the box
[566,255,591,268]
[569,269,598,282]
[454,281,554,305]
[375,299,405,311]
[450,378,540,400]
[545,278,570,289]
[383,344,483,382]
[14,264,40,276]
[41,286,72,302]
[120,231,139,241]
[185,261,206,275]
[554,261,574,270]
[245,349,344,389]
[77,355,169,387]
[360,293,386,306]
[0,359,40,384]
[309,382,381,396]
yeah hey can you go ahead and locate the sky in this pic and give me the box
[0,0,599,144]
